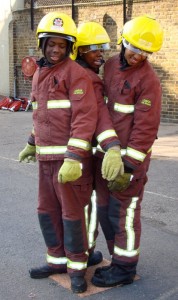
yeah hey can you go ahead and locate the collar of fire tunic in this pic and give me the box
[120,44,130,70]
[119,43,147,71]
[36,57,55,68]
[76,56,104,74]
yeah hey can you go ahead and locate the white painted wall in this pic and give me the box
[0,0,24,96]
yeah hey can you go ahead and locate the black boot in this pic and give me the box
[91,264,136,287]
[70,276,87,293]
[93,264,112,275]
[29,264,67,279]
[87,250,103,267]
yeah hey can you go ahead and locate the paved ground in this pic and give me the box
[0,110,178,300]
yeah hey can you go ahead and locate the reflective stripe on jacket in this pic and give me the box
[77,64,120,151]
[31,57,97,161]
[104,54,162,170]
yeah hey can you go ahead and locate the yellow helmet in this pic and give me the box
[36,12,77,48]
[118,15,164,53]
[71,22,110,60]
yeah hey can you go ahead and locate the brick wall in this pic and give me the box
[9,0,178,123]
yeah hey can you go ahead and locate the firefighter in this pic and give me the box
[71,21,124,261]
[19,12,124,294]
[18,11,100,294]
[91,15,164,287]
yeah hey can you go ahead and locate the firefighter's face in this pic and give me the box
[45,37,68,64]
[79,46,104,71]
[124,48,146,66]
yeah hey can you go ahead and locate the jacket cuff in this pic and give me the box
[64,151,81,161]
[102,141,121,152]
[28,134,35,146]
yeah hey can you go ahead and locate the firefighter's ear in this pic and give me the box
[78,47,83,56]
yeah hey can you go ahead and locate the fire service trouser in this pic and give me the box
[37,158,93,277]
[95,157,149,267]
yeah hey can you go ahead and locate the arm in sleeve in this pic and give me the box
[123,72,162,170]
[65,69,98,160]
[93,79,120,151]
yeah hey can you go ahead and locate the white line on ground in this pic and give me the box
[145,190,177,201]
[0,156,34,164]
[154,286,178,300]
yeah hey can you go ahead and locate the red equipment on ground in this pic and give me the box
[0,97,29,112]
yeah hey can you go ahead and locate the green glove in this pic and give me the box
[101,148,124,181]
[108,173,132,192]
[19,143,36,163]
[58,159,82,184]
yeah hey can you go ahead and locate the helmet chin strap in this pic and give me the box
[41,37,48,55]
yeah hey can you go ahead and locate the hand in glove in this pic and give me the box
[19,143,36,163]
[58,159,82,184]
[101,147,124,181]
[108,173,133,192]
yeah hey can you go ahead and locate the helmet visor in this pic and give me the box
[123,39,152,57]
[38,32,76,43]
[81,43,110,53]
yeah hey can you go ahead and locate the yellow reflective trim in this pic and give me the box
[97,129,117,143]
[126,147,146,162]
[32,102,38,110]
[47,100,71,109]
[114,246,140,257]
[147,147,152,153]
[96,144,104,153]
[46,254,67,265]
[88,191,97,249]
[68,138,91,151]
[36,145,67,155]
[114,197,139,257]
[114,103,134,114]
[84,204,89,231]
[73,89,84,95]
[67,259,87,270]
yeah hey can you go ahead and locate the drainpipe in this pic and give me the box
[14,66,17,98]
[72,0,75,20]
[123,0,127,24]
[31,0,34,31]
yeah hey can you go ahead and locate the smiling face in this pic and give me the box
[79,46,104,72]
[45,37,68,64]
[124,48,147,66]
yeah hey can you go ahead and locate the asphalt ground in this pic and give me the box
[0,110,178,300]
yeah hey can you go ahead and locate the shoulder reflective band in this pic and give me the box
[67,259,87,270]
[68,138,91,151]
[46,254,67,265]
[114,103,134,114]
[126,147,146,162]
[32,102,38,110]
[114,197,140,258]
[47,100,71,109]
[97,129,117,143]
[36,145,67,155]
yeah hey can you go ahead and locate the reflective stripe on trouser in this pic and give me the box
[84,190,98,252]
[95,156,147,264]
[38,159,93,275]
